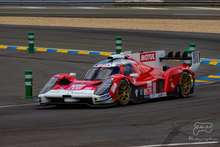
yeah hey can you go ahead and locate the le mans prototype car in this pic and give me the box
[37,50,200,107]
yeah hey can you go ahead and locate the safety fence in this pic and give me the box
[0,0,220,6]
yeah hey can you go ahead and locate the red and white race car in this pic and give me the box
[37,50,200,107]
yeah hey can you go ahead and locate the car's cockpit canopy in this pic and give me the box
[84,59,136,80]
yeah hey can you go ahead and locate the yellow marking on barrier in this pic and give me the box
[78,51,90,55]
[208,75,220,78]
[17,47,28,50]
[209,62,218,65]
[36,48,47,52]
[57,49,68,53]
[0,46,8,49]
[100,52,112,56]
[168,59,181,61]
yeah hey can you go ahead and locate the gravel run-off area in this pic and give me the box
[0,16,220,34]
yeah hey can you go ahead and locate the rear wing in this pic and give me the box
[159,51,191,61]
[126,50,200,73]
[109,50,200,73]
[159,51,200,73]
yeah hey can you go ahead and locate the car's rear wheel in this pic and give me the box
[179,72,191,97]
[117,79,131,105]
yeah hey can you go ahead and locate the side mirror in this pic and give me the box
[70,73,76,77]
[130,73,139,83]
[130,73,139,78]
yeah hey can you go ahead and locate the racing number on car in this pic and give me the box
[69,84,86,90]
[192,51,199,64]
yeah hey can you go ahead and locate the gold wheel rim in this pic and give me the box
[118,82,130,103]
[180,74,191,95]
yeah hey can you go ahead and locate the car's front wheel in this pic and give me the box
[117,79,131,105]
[179,72,191,97]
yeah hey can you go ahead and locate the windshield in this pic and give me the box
[84,66,121,80]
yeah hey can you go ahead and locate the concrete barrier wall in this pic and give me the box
[0,0,219,6]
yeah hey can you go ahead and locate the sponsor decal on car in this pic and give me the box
[144,95,150,99]
[150,92,167,98]
[100,93,110,99]
[111,83,117,94]
[192,51,200,64]
[72,91,93,95]
[144,88,148,95]
[49,90,61,93]
[84,87,93,90]
[68,84,86,90]
[135,89,138,97]
[178,70,183,73]
[96,63,110,67]
[140,52,156,62]
[140,89,143,96]
[148,87,152,95]
[171,83,175,88]
[147,81,152,87]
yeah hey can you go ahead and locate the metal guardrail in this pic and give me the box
[0,0,219,6]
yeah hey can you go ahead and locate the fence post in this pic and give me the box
[115,36,122,54]
[28,32,34,53]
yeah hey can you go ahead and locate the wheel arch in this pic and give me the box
[163,66,195,93]
[109,74,132,105]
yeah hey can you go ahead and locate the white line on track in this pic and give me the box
[186,7,220,10]
[0,103,38,108]
[76,7,102,9]
[134,141,219,147]
[173,13,220,16]
[20,7,46,9]
[130,7,169,10]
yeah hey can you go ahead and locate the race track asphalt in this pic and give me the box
[0,25,220,147]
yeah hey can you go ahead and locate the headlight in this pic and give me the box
[39,77,59,94]
[94,78,114,95]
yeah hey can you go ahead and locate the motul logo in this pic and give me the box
[140,52,156,62]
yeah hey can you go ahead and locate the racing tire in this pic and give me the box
[179,72,191,98]
[117,79,131,106]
